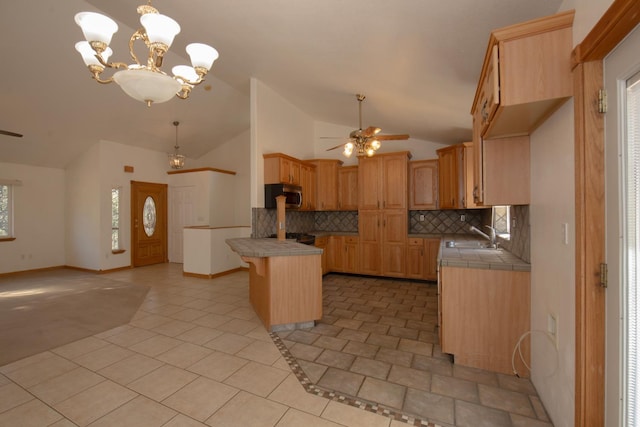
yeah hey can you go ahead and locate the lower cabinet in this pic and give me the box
[314,236,329,275]
[440,266,530,376]
[329,236,359,273]
[406,237,440,281]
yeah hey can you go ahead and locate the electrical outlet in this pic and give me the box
[460,214,466,222]
[512,218,517,228]
[547,313,558,348]
[561,223,569,245]
[419,214,425,222]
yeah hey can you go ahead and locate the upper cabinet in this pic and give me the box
[437,144,479,210]
[409,159,438,210]
[358,152,411,210]
[471,10,574,139]
[307,159,342,211]
[299,162,317,211]
[338,166,358,211]
[263,153,302,185]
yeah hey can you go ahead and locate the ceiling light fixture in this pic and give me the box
[74,2,219,107]
[169,121,185,169]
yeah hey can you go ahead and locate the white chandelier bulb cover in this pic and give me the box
[172,65,199,84]
[186,43,219,70]
[75,42,112,66]
[113,69,182,105]
[74,12,118,46]
[140,13,180,48]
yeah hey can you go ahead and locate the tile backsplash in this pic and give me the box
[252,206,530,262]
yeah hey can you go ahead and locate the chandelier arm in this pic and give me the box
[174,73,204,87]
[176,87,191,100]
[94,53,128,71]
[91,73,114,84]
[128,29,147,67]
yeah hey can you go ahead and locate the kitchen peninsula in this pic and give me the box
[226,237,323,331]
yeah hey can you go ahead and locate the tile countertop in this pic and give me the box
[226,238,323,257]
[411,233,531,272]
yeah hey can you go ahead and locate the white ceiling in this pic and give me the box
[0,0,563,169]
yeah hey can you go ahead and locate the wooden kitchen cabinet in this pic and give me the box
[358,210,382,276]
[478,136,530,206]
[329,235,359,273]
[358,152,411,210]
[308,159,342,211]
[263,153,301,185]
[314,236,329,275]
[471,10,573,139]
[381,210,407,277]
[409,160,438,210]
[338,166,358,211]
[299,162,316,210]
[406,237,440,280]
[437,144,478,209]
[440,266,530,376]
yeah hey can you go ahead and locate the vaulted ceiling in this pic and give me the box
[0,0,563,169]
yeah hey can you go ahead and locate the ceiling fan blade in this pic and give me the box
[319,136,350,140]
[326,143,347,151]
[0,129,23,138]
[374,134,410,141]
[362,126,381,138]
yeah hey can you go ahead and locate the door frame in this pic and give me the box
[572,0,640,424]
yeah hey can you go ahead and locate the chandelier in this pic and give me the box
[74,2,219,107]
[169,121,185,169]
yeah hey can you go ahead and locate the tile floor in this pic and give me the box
[0,264,552,426]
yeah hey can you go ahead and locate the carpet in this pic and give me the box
[0,268,149,366]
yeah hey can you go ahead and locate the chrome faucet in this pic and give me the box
[469,225,498,248]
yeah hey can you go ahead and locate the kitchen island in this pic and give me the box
[226,238,323,331]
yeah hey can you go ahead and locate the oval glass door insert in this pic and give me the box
[143,196,156,237]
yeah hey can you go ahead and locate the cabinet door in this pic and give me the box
[312,160,340,210]
[358,211,382,275]
[338,166,359,211]
[329,236,344,272]
[437,146,458,209]
[409,160,438,210]
[382,154,408,209]
[315,237,329,275]
[406,238,425,279]
[300,163,316,210]
[462,144,480,209]
[358,157,381,209]
[425,238,440,281]
[344,236,359,273]
[482,136,530,206]
[381,210,407,277]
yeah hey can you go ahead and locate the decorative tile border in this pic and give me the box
[269,332,442,427]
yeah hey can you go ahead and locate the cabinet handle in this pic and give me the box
[383,200,386,208]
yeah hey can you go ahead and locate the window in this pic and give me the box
[111,187,122,252]
[492,205,511,239]
[0,181,19,240]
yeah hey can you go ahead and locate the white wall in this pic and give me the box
[0,162,65,274]
[528,1,614,425]
[197,129,251,225]
[250,78,316,208]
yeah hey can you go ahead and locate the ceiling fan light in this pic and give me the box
[366,147,375,157]
[370,139,381,150]
[140,13,181,49]
[345,142,354,150]
[186,43,219,71]
[75,41,112,66]
[172,65,199,84]
[74,12,118,46]
[343,147,353,158]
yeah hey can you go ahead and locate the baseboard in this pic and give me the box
[0,265,66,278]
[183,267,249,279]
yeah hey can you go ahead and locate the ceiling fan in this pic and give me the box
[0,129,23,138]
[322,94,409,158]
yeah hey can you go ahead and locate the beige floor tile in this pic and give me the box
[162,414,209,427]
[0,351,55,374]
[93,324,132,339]
[206,390,287,427]
[268,374,328,416]
[170,308,208,322]
[224,361,289,397]
[98,353,164,385]
[156,342,213,368]
[236,339,282,365]
[0,382,33,413]
[387,365,431,392]
[321,400,391,427]
[5,353,77,388]
[452,364,499,387]
[276,408,344,427]
[478,384,535,418]
[0,399,63,426]
[216,318,262,335]
[104,326,157,347]
[72,343,134,371]
[88,395,177,427]
[455,400,511,427]
[431,374,479,403]
[192,313,233,329]
[350,357,391,380]
[29,366,105,405]
[128,365,198,401]
[357,377,405,409]
[397,338,433,357]
[54,380,137,426]
[317,367,364,397]
[510,414,554,427]
[129,334,183,357]
[403,388,454,425]
[49,419,78,427]
[204,332,254,354]
[163,376,238,421]
[245,325,275,342]
[175,325,224,345]
[188,351,249,381]
[51,336,109,359]
[129,313,172,330]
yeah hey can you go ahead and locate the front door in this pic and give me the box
[131,181,168,267]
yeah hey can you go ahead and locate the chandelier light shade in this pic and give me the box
[74,2,219,107]
[169,121,185,169]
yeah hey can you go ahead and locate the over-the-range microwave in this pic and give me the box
[264,183,302,209]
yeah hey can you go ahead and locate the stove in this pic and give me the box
[268,232,316,245]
